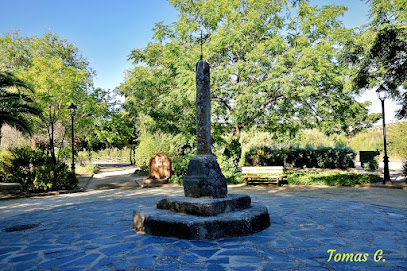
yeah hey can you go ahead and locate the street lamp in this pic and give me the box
[68,103,77,173]
[376,85,391,184]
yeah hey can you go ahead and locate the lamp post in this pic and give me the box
[376,85,391,184]
[68,103,77,173]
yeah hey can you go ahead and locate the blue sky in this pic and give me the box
[0,0,399,122]
[1,0,179,91]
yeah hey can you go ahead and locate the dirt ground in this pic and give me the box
[78,167,407,212]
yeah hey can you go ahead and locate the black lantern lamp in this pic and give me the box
[376,85,391,184]
[68,103,77,173]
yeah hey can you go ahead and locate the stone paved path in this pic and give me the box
[1,186,406,271]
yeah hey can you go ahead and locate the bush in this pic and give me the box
[169,149,194,185]
[76,164,100,174]
[216,137,243,184]
[402,160,407,183]
[0,149,12,181]
[286,171,381,186]
[0,147,78,192]
[77,150,92,166]
[217,154,243,184]
[134,133,181,169]
[90,147,130,162]
[363,160,378,170]
[243,146,355,169]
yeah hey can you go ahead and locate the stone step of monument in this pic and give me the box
[133,203,270,240]
[156,194,251,217]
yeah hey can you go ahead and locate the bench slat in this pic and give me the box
[241,166,284,174]
[241,175,284,179]
[240,166,288,186]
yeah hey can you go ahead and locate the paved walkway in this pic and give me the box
[1,183,406,271]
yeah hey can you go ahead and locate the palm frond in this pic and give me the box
[0,71,34,92]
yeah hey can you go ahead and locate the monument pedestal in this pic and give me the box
[133,155,271,240]
[133,195,270,240]
[183,154,227,198]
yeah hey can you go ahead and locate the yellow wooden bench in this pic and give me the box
[241,166,288,186]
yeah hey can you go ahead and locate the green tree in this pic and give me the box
[319,100,381,147]
[74,87,139,163]
[343,0,407,118]
[387,121,407,159]
[0,71,42,141]
[0,33,94,164]
[121,0,354,148]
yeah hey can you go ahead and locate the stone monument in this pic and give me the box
[182,59,227,198]
[142,153,172,185]
[132,42,270,240]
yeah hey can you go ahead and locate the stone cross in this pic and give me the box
[196,60,211,155]
[182,58,228,198]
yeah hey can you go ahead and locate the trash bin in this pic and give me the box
[360,150,380,169]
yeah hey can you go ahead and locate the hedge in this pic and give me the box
[286,171,381,186]
[243,146,356,169]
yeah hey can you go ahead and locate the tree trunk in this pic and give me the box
[49,121,57,165]
[234,125,242,138]
[31,137,36,149]
[132,145,136,165]
[130,145,133,165]
[48,106,57,165]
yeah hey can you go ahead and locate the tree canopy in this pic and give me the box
[0,32,112,162]
[343,0,407,118]
[121,0,360,146]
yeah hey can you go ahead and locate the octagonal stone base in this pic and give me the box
[133,204,270,240]
[157,194,251,216]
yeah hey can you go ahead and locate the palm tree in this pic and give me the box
[0,72,42,141]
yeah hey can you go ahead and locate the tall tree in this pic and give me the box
[319,99,381,147]
[0,33,93,164]
[342,0,407,118]
[79,88,136,151]
[0,71,42,141]
[121,0,354,146]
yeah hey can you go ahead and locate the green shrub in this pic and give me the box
[134,133,181,169]
[77,151,92,166]
[286,171,381,186]
[402,160,407,183]
[216,137,243,184]
[0,147,78,192]
[135,168,149,176]
[363,160,378,170]
[76,164,100,174]
[217,154,243,184]
[0,149,12,182]
[90,147,130,162]
[169,149,194,185]
[169,174,184,185]
[243,146,355,169]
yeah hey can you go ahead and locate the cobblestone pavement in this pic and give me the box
[0,186,406,271]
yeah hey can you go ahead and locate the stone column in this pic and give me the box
[196,60,211,154]
[182,59,227,198]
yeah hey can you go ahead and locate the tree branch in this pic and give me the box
[211,96,232,111]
